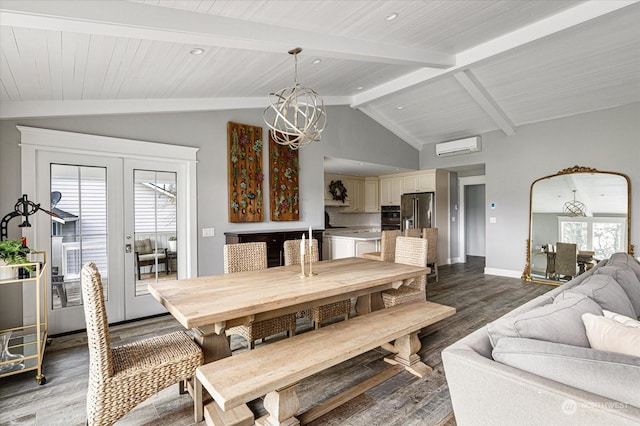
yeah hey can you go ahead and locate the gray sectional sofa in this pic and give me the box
[442,252,640,426]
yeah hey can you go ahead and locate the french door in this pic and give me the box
[20,126,198,335]
[123,160,180,318]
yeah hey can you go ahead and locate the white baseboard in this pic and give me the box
[484,267,523,278]
[450,256,463,264]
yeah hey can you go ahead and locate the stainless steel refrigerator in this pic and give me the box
[401,192,434,232]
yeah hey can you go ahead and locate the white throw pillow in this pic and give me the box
[582,313,640,357]
[603,310,640,328]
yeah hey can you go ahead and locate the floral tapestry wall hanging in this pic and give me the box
[228,121,264,222]
[269,131,299,221]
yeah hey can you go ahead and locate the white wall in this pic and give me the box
[421,102,640,276]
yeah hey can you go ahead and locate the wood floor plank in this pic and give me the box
[0,256,551,425]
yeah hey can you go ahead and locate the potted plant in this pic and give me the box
[168,236,177,252]
[0,239,32,280]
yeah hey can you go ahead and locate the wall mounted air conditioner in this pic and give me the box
[435,136,481,157]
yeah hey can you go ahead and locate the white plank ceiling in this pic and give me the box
[1,0,639,154]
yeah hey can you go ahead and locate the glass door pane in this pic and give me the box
[50,165,108,310]
[133,170,177,296]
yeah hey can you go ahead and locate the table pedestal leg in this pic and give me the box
[194,324,254,426]
[355,291,384,316]
[256,384,300,426]
[384,332,432,378]
[193,324,233,364]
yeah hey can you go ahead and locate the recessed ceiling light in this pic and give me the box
[396,105,404,110]
[312,58,322,64]
[385,12,399,21]
[190,48,205,55]
[356,86,364,90]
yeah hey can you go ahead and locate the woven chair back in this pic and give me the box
[555,242,578,277]
[394,236,428,291]
[422,228,438,264]
[224,242,268,273]
[81,262,114,382]
[404,228,421,238]
[283,239,319,266]
[380,230,401,262]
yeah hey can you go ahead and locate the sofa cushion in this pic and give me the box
[487,292,602,348]
[570,274,636,319]
[492,337,640,409]
[595,265,640,318]
[608,252,640,281]
[582,313,640,357]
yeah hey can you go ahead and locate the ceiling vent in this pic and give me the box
[435,136,481,157]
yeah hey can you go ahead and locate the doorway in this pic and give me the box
[458,176,486,263]
[19,126,198,335]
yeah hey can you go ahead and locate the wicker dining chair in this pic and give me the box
[283,239,351,329]
[381,236,429,308]
[404,228,422,238]
[422,227,439,282]
[555,242,578,280]
[224,242,296,349]
[362,229,400,262]
[81,262,203,426]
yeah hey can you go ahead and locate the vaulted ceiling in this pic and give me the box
[1,0,639,151]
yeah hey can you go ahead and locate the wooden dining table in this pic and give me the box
[149,256,429,360]
[149,256,430,425]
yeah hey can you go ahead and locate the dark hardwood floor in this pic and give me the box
[0,256,553,425]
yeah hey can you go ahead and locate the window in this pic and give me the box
[558,216,626,259]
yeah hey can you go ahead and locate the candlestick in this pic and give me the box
[300,235,306,277]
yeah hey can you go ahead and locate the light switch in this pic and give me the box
[202,227,215,237]
[489,217,497,224]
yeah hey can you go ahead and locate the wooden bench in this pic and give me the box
[195,301,455,426]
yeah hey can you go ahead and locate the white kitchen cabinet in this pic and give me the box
[379,177,402,206]
[402,175,420,194]
[324,233,381,259]
[355,240,379,257]
[403,171,436,193]
[418,171,436,192]
[342,178,364,212]
[364,178,379,212]
[330,237,355,259]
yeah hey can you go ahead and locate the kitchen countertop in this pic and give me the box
[324,231,381,241]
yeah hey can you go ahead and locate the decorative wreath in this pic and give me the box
[329,180,348,203]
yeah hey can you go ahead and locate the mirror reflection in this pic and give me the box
[527,167,630,283]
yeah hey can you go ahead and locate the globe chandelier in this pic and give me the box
[263,47,327,150]
[563,190,586,217]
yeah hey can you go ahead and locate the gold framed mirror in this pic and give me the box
[523,166,633,284]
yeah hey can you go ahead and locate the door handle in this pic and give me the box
[125,244,132,253]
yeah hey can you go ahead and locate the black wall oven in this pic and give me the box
[381,205,401,230]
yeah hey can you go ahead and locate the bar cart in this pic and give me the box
[0,251,48,385]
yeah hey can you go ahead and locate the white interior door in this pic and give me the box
[123,160,183,319]
[37,152,124,334]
